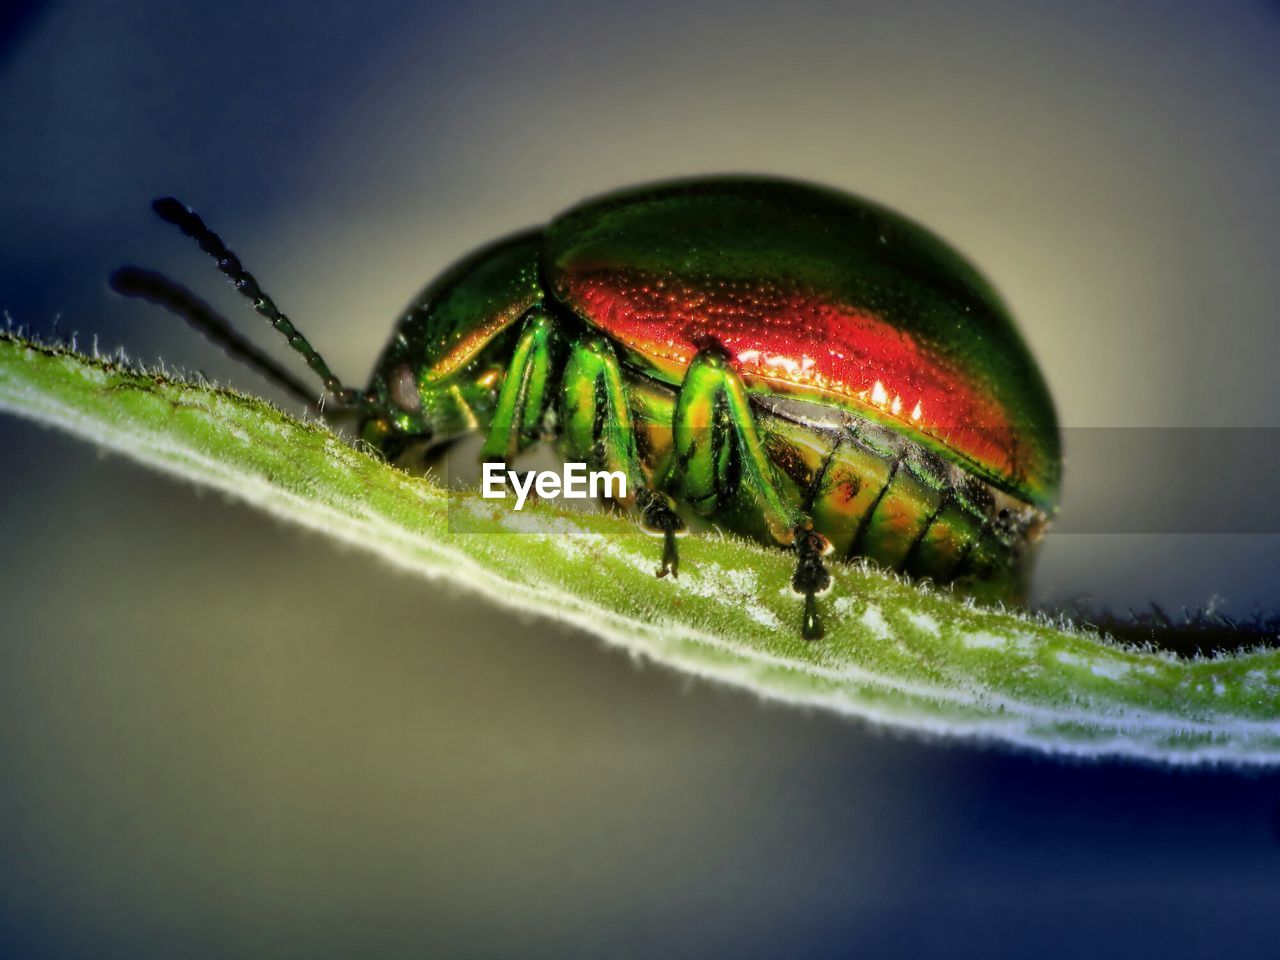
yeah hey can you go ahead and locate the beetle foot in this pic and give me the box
[791,526,833,640]
[638,490,686,579]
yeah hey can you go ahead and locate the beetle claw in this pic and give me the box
[657,526,679,579]
[801,593,824,641]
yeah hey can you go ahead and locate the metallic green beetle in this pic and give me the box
[120,177,1061,640]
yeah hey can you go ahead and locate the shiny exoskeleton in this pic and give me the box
[116,177,1062,639]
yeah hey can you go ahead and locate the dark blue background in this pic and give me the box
[3,3,1280,957]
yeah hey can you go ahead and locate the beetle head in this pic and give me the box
[360,349,508,461]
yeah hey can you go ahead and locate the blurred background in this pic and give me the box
[3,1,1280,956]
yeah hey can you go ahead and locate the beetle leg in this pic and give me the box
[791,524,835,640]
[559,334,687,577]
[636,489,685,579]
[480,310,561,465]
[670,347,833,639]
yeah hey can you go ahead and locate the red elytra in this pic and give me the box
[560,269,1018,489]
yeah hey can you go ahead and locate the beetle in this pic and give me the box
[113,176,1061,640]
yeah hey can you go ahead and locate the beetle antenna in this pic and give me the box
[109,266,319,409]
[150,197,358,405]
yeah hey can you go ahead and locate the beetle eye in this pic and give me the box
[388,364,422,413]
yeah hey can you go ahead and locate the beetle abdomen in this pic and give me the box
[754,397,1044,596]
[615,370,1041,596]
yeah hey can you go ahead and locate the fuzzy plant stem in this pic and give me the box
[2,331,1279,766]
